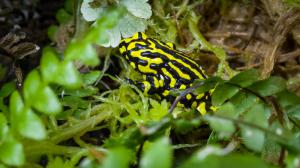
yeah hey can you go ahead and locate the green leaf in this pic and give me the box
[9,91,46,140]
[140,137,173,168]
[56,61,82,88]
[276,90,300,108]
[47,25,58,41]
[248,77,286,97]
[240,126,265,152]
[65,86,98,97]
[240,103,268,152]
[0,136,24,166]
[101,147,132,168]
[41,47,60,84]
[65,41,99,66]
[18,107,46,140]
[81,0,105,21]
[100,26,121,47]
[174,118,201,134]
[0,81,16,98]
[121,0,152,19]
[119,14,147,38]
[212,83,239,106]
[286,105,300,121]
[64,0,74,13]
[229,92,257,115]
[193,77,222,95]
[46,157,72,168]
[229,69,260,87]
[56,8,72,24]
[0,113,8,141]
[81,70,101,85]
[148,99,168,121]
[205,103,236,138]
[180,146,273,168]
[23,70,62,114]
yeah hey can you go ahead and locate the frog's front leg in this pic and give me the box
[126,75,162,95]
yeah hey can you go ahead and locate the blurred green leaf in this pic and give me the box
[229,92,257,115]
[41,46,81,88]
[140,137,173,168]
[0,135,24,166]
[9,91,46,140]
[81,0,105,21]
[64,0,74,13]
[0,81,15,98]
[180,146,273,168]
[56,61,82,88]
[56,8,72,24]
[101,147,132,168]
[240,126,265,152]
[0,113,8,141]
[66,86,98,97]
[248,77,286,97]
[24,70,61,114]
[120,0,152,19]
[47,25,58,41]
[205,103,236,138]
[81,71,101,85]
[62,96,89,109]
[286,105,300,122]
[240,103,268,152]
[229,69,259,87]
[212,83,239,106]
[41,47,60,84]
[276,90,300,109]
[174,118,201,134]
[193,77,222,95]
[65,41,99,66]
[18,107,46,140]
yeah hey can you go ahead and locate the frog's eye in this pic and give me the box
[166,42,176,50]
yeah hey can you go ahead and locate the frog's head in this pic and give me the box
[118,32,148,57]
[118,32,176,60]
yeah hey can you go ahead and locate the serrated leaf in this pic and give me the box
[101,147,132,168]
[248,77,286,97]
[149,99,168,121]
[81,0,105,21]
[119,14,147,38]
[0,136,24,166]
[140,137,173,168]
[229,69,259,87]
[23,70,42,106]
[212,83,239,106]
[121,0,152,19]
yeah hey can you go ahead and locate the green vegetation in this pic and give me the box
[0,0,300,168]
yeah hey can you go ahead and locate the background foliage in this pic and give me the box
[0,0,300,168]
